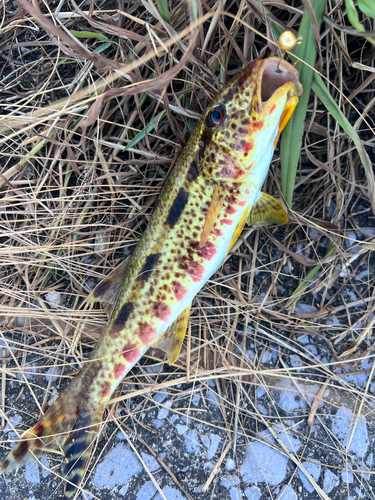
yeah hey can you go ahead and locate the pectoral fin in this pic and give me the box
[200,183,225,247]
[86,258,129,310]
[247,192,288,227]
[152,304,191,365]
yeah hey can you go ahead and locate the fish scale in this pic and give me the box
[0,56,302,498]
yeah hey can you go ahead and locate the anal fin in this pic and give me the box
[247,192,288,227]
[86,258,129,311]
[152,304,191,365]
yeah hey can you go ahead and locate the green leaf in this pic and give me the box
[189,0,199,21]
[123,110,166,152]
[93,42,112,54]
[312,73,375,213]
[70,30,108,41]
[358,0,375,19]
[344,0,375,44]
[345,0,365,31]
[155,0,171,24]
[276,0,326,207]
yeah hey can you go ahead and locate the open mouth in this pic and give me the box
[258,57,303,106]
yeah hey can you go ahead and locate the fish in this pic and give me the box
[0,56,302,498]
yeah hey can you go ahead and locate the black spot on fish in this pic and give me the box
[187,161,199,181]
[166,188,189,228]
[111,302,135,333]
[69,456,85,472]
[201,127,213,147]
[137,253,161,282]
[223,91,234,103]
[65,474,82,494]
[13,440,29,462]
[33,421,45,436]
[65,439,87,460]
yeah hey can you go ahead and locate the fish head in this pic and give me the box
[197,57,303,184]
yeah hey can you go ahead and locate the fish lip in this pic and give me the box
[256,57,303,111]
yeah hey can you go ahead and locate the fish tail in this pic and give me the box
[61,413,101,498]
[0,387,103,498]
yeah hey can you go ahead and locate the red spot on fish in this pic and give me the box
[239,139,253,155]
[153,302,171,321]
[114,363,126,380]
[173,281,187,301]
[100,381,111,399]
[178,256,205,282]
[212,228,223,237]
[189,261,205,282]
[221,219,233,225]
[238,200,246,206]
[122,344,140,362]
[139,322,157,343]
[244,141,253,154]
[269,104,276,114]
[245,189,250,195]
[199,241,217,261]
[226,206,237,215]
[253,121,264,131]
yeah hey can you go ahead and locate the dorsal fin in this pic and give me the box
[152,304,191,365]
[247,192,288,227]
[86,258,129,310]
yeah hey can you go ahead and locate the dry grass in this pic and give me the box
[0,1,375,499]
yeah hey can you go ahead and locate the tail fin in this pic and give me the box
[0,388,102,498]
[61,414,101,498]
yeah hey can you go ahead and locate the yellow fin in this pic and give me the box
[200,183,225,247]
[86,258,129,309]
[227,207,250,254]
[152,304,191,365]
[247,192,288,227]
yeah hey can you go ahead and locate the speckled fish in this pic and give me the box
[1,57,302,498]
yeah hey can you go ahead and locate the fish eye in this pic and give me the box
[206,105,225,128]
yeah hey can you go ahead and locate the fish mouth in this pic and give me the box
[256,57,303,111]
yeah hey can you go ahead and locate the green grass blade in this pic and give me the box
[344,0,375,44]
[70,30,108,41]
[345,0,364,29]
[123,110,166,152]
[276,0,326,207]
[358,0,375,18]
[312,74,375,213]
[155,0,171,24]
[93,42,112,54]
